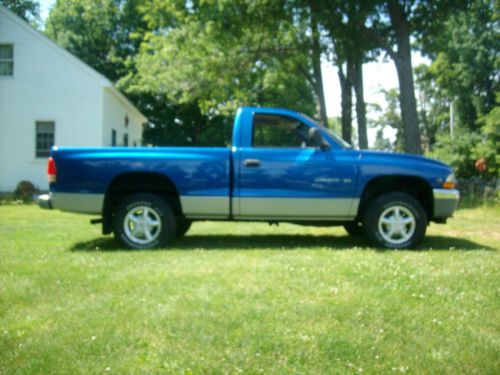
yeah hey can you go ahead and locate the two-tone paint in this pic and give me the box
[44,107,459,222]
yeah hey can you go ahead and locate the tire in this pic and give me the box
[362,192,427,249]
[113,193,176,249]
[176,219,192,237]
[344,222,364,237]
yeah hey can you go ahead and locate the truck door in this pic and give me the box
[233,113,358,220]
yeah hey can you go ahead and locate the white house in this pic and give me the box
[0,6,147,192]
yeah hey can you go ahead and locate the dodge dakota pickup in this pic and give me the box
[38,107,459,249]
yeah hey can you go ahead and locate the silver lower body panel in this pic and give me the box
[231,197,359,220]
[50,192,104,214]
[42,192,359,222]
[180,196,229,219]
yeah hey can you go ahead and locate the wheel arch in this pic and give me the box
[357,175,433,221]
[102,172,182,234]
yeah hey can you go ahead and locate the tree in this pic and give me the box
[350,60,368,149]
[422,0,498,132]
[316,0,376,147]
[373,128,392,151]
[310,9,328,127]
[360,0,464,155]
[414,64,450,151]
[1,0,40,26]
[371,88,405,152]
[337,62,353,143]
[138,96,232,147]
[131,0,316,117]
[334,2,374,149]
[415,0,498,177]
[46,0,318,145]
[45,0,123,81]
[45,0,218,146]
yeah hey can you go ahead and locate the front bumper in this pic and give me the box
[433,188,459,219]
[36,194,53,210]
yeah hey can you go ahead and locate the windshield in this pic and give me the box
[300,114,352,149]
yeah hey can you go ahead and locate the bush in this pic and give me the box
[426,130,482,178]
[473,100,500,178]
[13,180,39,203]
[427,101,500,179]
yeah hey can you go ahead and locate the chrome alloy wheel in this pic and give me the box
[377,205,416,245]
[123,206,162,245]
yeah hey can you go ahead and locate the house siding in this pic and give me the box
[102,89,143,147]
[0,7,145,192]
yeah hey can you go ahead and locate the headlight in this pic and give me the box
[442,173,456,189]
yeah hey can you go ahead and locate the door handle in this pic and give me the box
[243,159,261,167]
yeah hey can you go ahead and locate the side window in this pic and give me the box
[35,121,55,158]
[252,114,311,148]
[111,129,117,146]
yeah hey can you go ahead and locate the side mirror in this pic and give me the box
[308,128,330,151]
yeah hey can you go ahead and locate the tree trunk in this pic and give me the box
[393,56,421,154]
[351,61,368,149]
[388,0,422,155]
[312,15,328,127]
[338,63,352,144]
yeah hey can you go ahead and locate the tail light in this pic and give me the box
[47,157,57,183]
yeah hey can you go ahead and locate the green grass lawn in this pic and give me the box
[1,204,499,374]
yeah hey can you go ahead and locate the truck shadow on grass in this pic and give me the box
[70,234,492,252]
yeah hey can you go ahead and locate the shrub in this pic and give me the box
[13,180,39,203]
[426,130,482,178]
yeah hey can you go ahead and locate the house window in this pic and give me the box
[111,129,117,146]
[0,44,14,76]
[123,133,129,146]
[36,121,55,158]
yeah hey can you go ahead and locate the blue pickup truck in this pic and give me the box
[38,107,459,249]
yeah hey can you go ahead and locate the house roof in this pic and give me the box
[0,5,147,124]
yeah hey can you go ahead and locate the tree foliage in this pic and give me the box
[1,0,40,26]
[371,88,405,152]
[472,94,500,178]
[319,0,377,147]
[45,0,319,146]
[417,0,499,177]
[129,0,316,117]
[45,0,139,82]
[427,130,483,179]
[414,64,450,151]
[42,0,498,175]
[422,0,498,132]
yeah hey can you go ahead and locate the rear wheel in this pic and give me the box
[113,193,176,249]
[362,192,427,249]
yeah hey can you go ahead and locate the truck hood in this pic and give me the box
[349,150,453,189]
[355,150,450,169]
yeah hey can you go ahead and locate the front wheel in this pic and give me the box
[113,193,176,249]
[362,193,427,249]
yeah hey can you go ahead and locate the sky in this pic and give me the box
[39,0,52,25]
[38,0,426,145]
